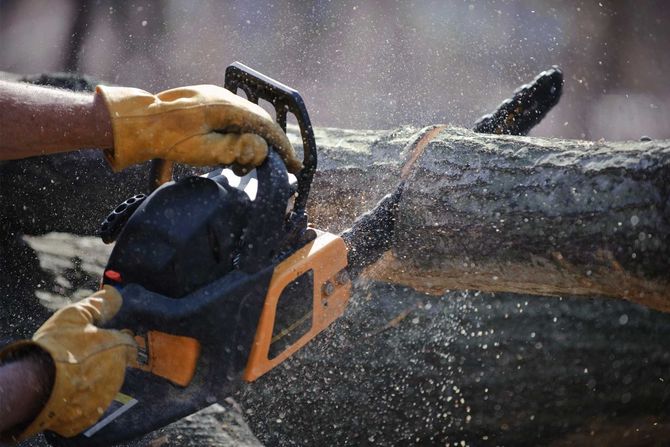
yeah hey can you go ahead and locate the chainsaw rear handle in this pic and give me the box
[224,61,317,216]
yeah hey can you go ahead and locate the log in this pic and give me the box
[243,118,670,445]
[302,125,670,312]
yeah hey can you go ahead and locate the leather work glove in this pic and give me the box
[96,84,302,174]
[0,286,136,441]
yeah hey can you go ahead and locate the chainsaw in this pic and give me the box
[45,62,400,446]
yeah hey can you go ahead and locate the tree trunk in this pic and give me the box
[304,125,670,312]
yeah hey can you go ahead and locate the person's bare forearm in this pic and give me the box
[0,351,54,434]
[0,80,113,160]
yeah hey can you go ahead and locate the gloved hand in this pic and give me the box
[96,84,302,174]
[0,286,136,441]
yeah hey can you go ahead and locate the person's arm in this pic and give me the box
[0,80,302,173]
[0,350,54,435]
[0,80,113,159]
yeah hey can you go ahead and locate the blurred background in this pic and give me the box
[1,0,669,140]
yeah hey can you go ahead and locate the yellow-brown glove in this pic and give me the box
[96,84,302,174]
[0,286,136,441]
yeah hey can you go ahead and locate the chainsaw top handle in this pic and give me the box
[149,62,317,215]
[224,62,316,216]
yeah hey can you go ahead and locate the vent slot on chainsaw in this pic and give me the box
[269,270,314,359]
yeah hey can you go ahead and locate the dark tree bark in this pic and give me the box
[63,0,91,73]
[240,283,670,447]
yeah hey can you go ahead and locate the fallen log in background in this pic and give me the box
[304,126,670,312]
